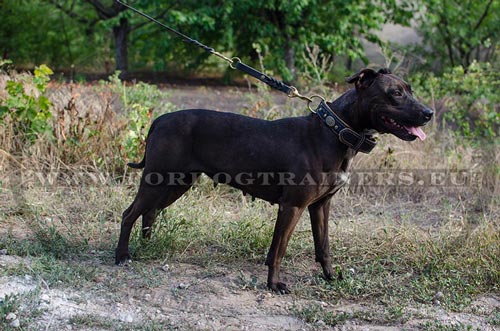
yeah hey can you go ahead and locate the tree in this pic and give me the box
[57,0,415,80]
[416,0,500,69]
[85,1,129,72]
[0,0,87,69]
[127,0,230,73]
[47,0,175,74]
[228,0,415,80]
[2,0,416,79]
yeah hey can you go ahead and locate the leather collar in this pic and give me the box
[315,100,377,154]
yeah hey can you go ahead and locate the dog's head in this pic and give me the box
[346,68,433,141]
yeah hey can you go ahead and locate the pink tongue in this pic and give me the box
[405,126,426,141]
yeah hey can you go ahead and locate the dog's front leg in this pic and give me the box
[265,204,304,294]
[308,196,335,280]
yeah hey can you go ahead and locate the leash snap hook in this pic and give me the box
[288,86,311,102]
[288,87,325,113]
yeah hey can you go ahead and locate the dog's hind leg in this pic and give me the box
[115,184,163,264]
[116,181,198,264]
[141,181,198,239]
[115,203,146,264]
[141,209,157,239]
[308,196,335,280]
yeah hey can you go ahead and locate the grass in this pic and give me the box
[292,302,413,327]
[0,290,45,331]
[292,304,352,326]
[0,72,499,329]
[68,314,175,331]
[488,308,500,325]
[1,180,497,307]
[422,321,482,331]
[0,294,20,322]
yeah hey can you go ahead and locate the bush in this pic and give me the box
[0,64,177,172]
[0,61,53,148]
[413,61,500,141]
[102,71,176,164]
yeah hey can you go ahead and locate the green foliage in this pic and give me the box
[228,0,415,80]
[0,64,54,145]
[29,255,99,287]
[416,0,500,69]
[3,0,500,83]
[31,217,80,259]
[215,216,273,258]
[0,294,21,330]
[102,71,175,163]
[131,1,229,73]
[0,0,97,69]
[0,63,179,171]
[413,61,500,141]
[0,58,13,69]
[489,309,500,325]
[129,192,274,262]
[123,103,153,161]
[3,1,416,79]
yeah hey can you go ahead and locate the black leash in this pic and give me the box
[115,0,376,153]
[115,0,321,109]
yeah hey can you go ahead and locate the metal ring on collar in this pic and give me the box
[307,95,326,113]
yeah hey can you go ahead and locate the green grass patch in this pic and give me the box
[1,254,100,288]
[129,182,275,264]
[68,314,174,330]
[292,304,352,326]
[295,217,499,311]
[0,290,45,331]
[422,321,482,331]
[488,308,500,325]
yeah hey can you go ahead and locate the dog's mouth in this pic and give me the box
[380,116,427,141]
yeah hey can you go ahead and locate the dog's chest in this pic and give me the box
[321,154,354,195]
[323,171,350,195]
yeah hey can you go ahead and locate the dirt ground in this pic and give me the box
[1,84,499,330]
[1,253,499,331]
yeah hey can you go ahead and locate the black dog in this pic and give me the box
[115,68,433,293]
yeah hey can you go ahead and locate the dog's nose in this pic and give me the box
[423,108,434,121]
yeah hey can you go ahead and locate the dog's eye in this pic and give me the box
[391,90,403,97]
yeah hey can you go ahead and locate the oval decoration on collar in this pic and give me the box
[325,116,336,127]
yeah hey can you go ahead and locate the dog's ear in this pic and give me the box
[377,68,391,75]
[346,68,381,90]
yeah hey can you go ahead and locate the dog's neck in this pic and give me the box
[327,89,368,133]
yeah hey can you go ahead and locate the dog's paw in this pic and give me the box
[115,252,132,266]
[322,264,343,281]
[322,267,335,281]
[269,282,291,295]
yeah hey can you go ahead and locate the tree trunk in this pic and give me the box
[284,35,296,81]
[113,17,128,75]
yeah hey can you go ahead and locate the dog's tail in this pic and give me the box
[127,158,145,169]
[126,118,159,169]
